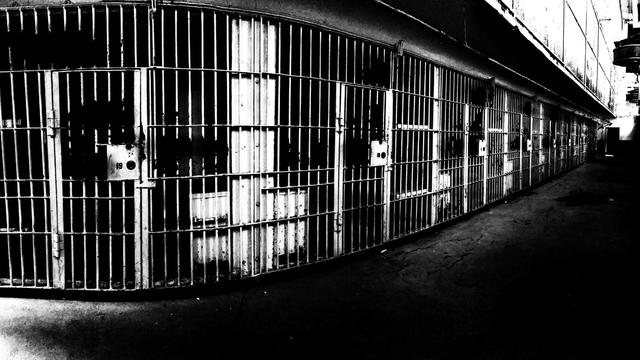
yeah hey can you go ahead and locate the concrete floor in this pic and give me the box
[1,156,638,359]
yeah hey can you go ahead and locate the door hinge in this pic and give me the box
[333,213,343,234]
[336,116,345,133]
[47,110,59,138]
[51,232,63,258]
[47,125,60,138]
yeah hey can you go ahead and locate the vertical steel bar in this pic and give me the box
[419,61,428,230]
[462,104,469,214]
[200,10,206,282]
[333,82,345,256]
[187,9,194,284]
[133,6,138,67]
[0,76,13,285]
[213,11,221,280]
[326,32,331,258]
[529,109,533,186]
[382,89,393,242]
[482,107,488,205]
[44,71,64,289]
[36,72,52,286]
[26,76,38,285]
[134,69,150,289]
[8,71,26,286]
[430,66,440,226]
[225,13,232,278]
[315,30,323,261]
[306,26,312,261]
[272,21,282,269]
[296,24,302,261]
[174,9,180,283]
[519,113,523,190]
[502,92,508,197]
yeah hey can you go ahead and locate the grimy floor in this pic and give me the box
[1,155,638,359]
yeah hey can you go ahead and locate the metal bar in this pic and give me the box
[174,9,180,284]
[0,76,13,286]
[187,9,194,284]
[462,104,469,214]
[296,23,303,261]
[333,82,345,256]
[519,113,523,191]
[553,117,557,175]
[8,71,25,286]
[141,69,150,289]
[225,13,232,278]
[44,71,64,289]
[36,71,52,287]
[529,108,533,186]
[23,72,38,286]
[382,89,393,242]
[200,10,206,282]
[502,92,509,196]
[134,69,150,289]
[482,107,488,205]
[430,66,441,226]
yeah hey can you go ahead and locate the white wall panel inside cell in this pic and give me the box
[230,18,283,276]
[261,189,307,271]
[191,191,229,265]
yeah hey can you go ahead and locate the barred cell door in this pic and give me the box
[0,71,59,288]
[334,83,392,255]
[48,69,148,290]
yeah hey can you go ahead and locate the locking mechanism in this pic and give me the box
[107,144,140,180]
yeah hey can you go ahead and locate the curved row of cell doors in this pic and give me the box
[0,67,595,291]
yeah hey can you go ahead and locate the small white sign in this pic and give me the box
[478,140,487,156]
[369,140,388,167]
[107,144,139,180]
[526,139,532,151]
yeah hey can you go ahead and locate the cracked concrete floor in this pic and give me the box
[1,157,639,359]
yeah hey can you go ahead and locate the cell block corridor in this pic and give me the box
[0,3,600,290]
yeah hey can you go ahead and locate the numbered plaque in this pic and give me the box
[106,144,140,180]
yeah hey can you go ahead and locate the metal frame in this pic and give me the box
[45,71,64,288]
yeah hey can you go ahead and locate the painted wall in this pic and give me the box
[504,0,620,109]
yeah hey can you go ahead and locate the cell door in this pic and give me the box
[335,84,391,254]
[0,71,57,288]
[53,69,146,290]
